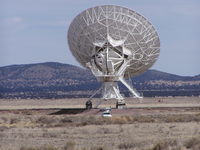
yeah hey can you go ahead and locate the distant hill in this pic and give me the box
[0,62,199,99]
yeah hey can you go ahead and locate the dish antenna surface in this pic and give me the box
[68,5,160,107]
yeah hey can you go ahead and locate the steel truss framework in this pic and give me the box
[68,5,160,102]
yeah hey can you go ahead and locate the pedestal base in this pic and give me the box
[102,82,123,99]
[116,100,126,109]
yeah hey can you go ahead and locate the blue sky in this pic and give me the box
[0,0,200,76]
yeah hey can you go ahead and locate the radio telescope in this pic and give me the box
[68,5,160,107]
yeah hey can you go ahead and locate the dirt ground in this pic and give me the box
[0,97,200,150]
[0,97,200,109]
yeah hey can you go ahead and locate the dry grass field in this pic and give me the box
[0,97,200,150]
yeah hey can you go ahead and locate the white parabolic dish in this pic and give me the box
[68,5,160,100]
[68,5,160,77]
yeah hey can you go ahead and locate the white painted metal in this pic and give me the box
[119,77,142,98]
[68,5,160,102]
[102,82,123,99]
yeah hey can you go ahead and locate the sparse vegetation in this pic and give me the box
[184,137,200,150]
[63,141,76,150]
[10,117,20,124]
[147,137,200,150]
[20,144,106,150]
[17,137,200,150]
[0,97,200,150]
[150,140,178,150]
[88,146,104,150]
[1,113,200,129]
[118,143,136,149]
[1,62,200,99]
[36,116,59,127]
[31,114,200,127]
[20,145,58,150]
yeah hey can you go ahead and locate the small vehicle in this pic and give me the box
[101,107,112,117]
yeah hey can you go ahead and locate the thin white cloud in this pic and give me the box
[5,16,24,24]
[3,16,26,33]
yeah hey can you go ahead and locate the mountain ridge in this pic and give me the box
[0,62,199,98]
[1,62,198,80]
